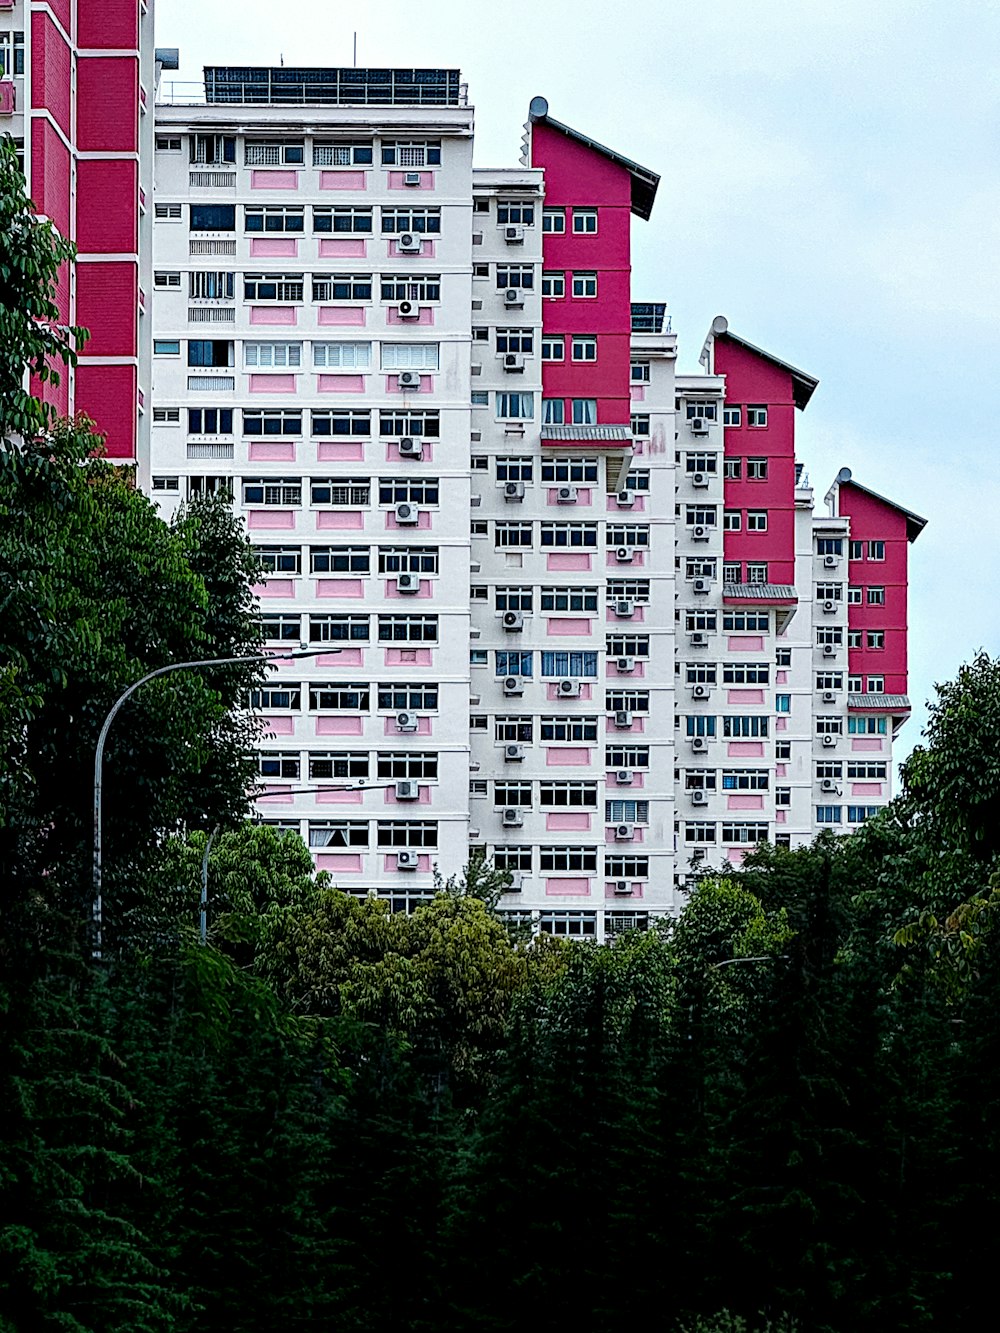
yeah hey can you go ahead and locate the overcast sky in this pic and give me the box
[156,0,1000,764]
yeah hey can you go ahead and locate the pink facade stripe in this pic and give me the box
[319,171,367,190]
[319,238,366,258]
[316,716,364,735]
[318,305,366,325]
[315,579,365,598]
[386,511,432,530]
[318,510,364,529]
[318,442,365,461]
[386,306,435,326]
[547,552,591,572]
[852,782,883,796]
[388,442,432,462]
[546,812,591,831]
[387,170,434,189]
[546,618,591,636]
[728,741,765,757]
[248,441,296,461]
[247,510,294,530]
[545,747,591,766]
[250,237,297,258]
[250,169,298,189]
[547,488,591,505]
[851,738,884,752]
[388,239,434,258]
[547,682,592,700]
[728,689,765,705]
[385,787,432,806]
[316,789,365,804]
[385,716,432,736]
[385,648,432,666]
[728,794,764,810]
[729,636,765,651]
[318,374,365,392]
[316,853,363,872]
[388,853,431,872]
[263,716,295,736]
[545,878,591,896]
[606,883,644,899]
[249,373,297,392]
[254,578,295,598]
[250,306,297,325]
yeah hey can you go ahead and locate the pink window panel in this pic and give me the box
[250,169,298,189]
[249,373,297,393]
[546,618,591,636]
[609,495,645,512]
[609,661,645,678]
[630,385,646,402]
[727,848,746,865]
[385,715,432,736]
[606,825,645,844]
[387,374,433,393]
[728,794,764,811]
[316,853,363,873]
[546,552,591,572]
[606,882,644,900]
[545,878,591,897]
[387,441,433,463]
[388,238,435,258]
[776,763,787,777]
[728,741,764,757]
[314,579,365,598]
[318,646,362,667]
[385,785,431,806]
[248,441,296,462]
[547,487,592,505]
[249,237,297,258]
[247,510,295,530]
[776,810,788,823]
[608,550,644,567]
[263,715,295,736]
[851,782,883,796]
[545,747,590,766]
[318,305,367,326]
[258,788,293,805]
[609,605,646,623]
[253,578,295,598]
[386,305,436,326]
[316,716,364,736]
[728,689,764,705]
[385,647,432,666]
[318,238,366,258]
[776,670,788,684]
[318,442,366,462]
[250,306,297,326]
[546,813,591,832]
[318,374,365,393]
[546,682,592,701]
[386,510,432,530]
[728,636,764,652]
[387,579,430,597]
[387,170,434,189]
[320,170,367,190]
[776,718,789,731]
[387,853,431,872]
[610,716,645,734]
[316,789,364,805]
[606,771,645,790]
[851,738,884,752]
[317,510,364,530]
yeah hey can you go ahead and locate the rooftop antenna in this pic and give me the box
[353,32,357,67]
[280,53,284,66]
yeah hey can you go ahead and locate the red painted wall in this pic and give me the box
[839,484,910,694]
[46,0,73,34]
[75,363,137,460]
[716,336,797,585]
[30,13,71,138]
[76,158,138,253]
[77,57,138,152]
[531,120,633,426]
[29,117,72,240]
[78,0,139,49]
[75,262,137,356]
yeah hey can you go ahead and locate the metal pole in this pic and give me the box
[200,825,220,945]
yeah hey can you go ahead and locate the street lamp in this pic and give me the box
[92,644,337,958]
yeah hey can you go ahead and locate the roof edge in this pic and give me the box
[833,468,928,543]
[701,316,819,410]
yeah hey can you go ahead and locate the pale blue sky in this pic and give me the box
[156,0,1000,761]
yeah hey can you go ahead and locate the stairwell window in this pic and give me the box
[572,271,598,298]
[571,399,597,425]
[542,272,565,298]
[542,209,565,233]
[571,335,597,362]
[747,405,768,427]
[572,209,598,234]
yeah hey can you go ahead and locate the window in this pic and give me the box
[722,716,769,737]
[816,584,843,603]
[379,411,440,439]
[189,271,236,300]
[493,845,533,871]
[244,409,301,436]
[630,361,651,383]
[724,458,742,480]
[312,273,373,302]
[312,206,373,233]
[685,506,717,528]
[496,328,534,355]
[377,752,439,781]
[257,750,300,780]
[245,140,304,166]
[378,547,438,575]
[154,340,181,356]
[242,478,301,507]
[243,273,304,302]
[245,206,305,234]
[310,478,370,506]
[686,402,718,421]
[308,821,369,850]
[816,806,842,825]
[867,586,886,605]
[848,762,888,780]
[156,135,182,152]
[540,651,599,677]
[189,133,235,164]
[686,610,718,632]
[683,715,716,737]
[495,587,533,612]
[541,716,599,742]
[547,459,601,486]
[747,458,768,480]
[262,614,300,642]
[688,558,718,580]
[605,799,649,824]
[541,336,564,362]
[307,753,370,782]
[866,631,885,650]
[382,343,439,372]
[541,522,597,548]
[607,690,650,714]
[381,141,442,167]
[816,716,843,735]
[311,410,370,437]
[572,271,597,298]
[377,615,438,643]
[722,770,770,791]
[776,741,791,761]
[472,392,490,408]
[188,408,233,435]
[746,563,769,584]
[243,341,302,369]
[495,716,534,743]
[310,547,370,574]
[494,522,533,548]
[155,204,183,222]
[310,682,371,712]
[541,586,598,612]
[723,562,741,584]
[723,511,742,532]
[382,207,441,234]
[377,476,439,505]
[631,414,651,437]
[376,682,438,711]
[187,476,232,499]
[685,663,717,685]
[847,587,862,605]
[848,716,888,735]
[571,335,597,362]
[495,458,533,484]
[723,662,770,684]
[542,271,565,298]
[151,476,179,492]
[381,274,442,302]
[572,208,598,233]
[539,911,597,938]
[847,630,863,649]
[313,142,373,167]
[722,822,770,843]
[723,611,768,632]
[540,782,599,810]
[495,650,533,678]
[848,806,880,823]
[187,338,233,368]
[256,546,302,575]
[154,271,182,289]
[249,683,300,711]
[542,399,565,425]
[494,781,532,809]
[540,846,598,872]
[850,540,864,560]
[776,694,791,713]
[190,204,236,231]
[542,208,565,233]
[816,673,843,691]
[624,470,650,492]
[496,263,534,290]
[868,541,886,561]
[747,511,768,532]
[816,537,843,556]
[571,399,597,425]
[848,675,864,693]
[606,747,650,770]
[867,676,885,693]
[378,821,439,849]
[747,405,768,427]
[685,822,717,844]
[496,392,534,420]
[723,405,742,427]
[497,201,535,225]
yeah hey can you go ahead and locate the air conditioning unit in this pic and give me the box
[615,770,633,786]
[555,679,578,698]
[614,599,635,617]
[616,489,634,507]
[403,172,422,187]
[395,502,420,525]
[397,300,421,319]
[502,610,524,632]
[395,779,420,801]
[613,880,632,896]
[503,481,525,501]
[616,657,636,673]
[823,554,839,569]
[556,485,578,505]
[691,683,710,700]
[822,643,837,657]
[613,710,633,729]
[821,734,837,748]
[691,789,709,806]
[503,352,525,373]
[397,232,422,253]
[397,435,423,458]
[820,778,839,793]
[501,807,524,828]
[504,743,525,762]
[614,823,635,842]
[694,524,713,541]
[691,735,709,752]
[690,631,708,647]
[397,849,420,870]
[503,287,523,307]
[396,572,421,594]
[692,471,709,488]
[397,370,421,390]
[822,690,837,703]
[691,416,709,435]
[503,676,524,696]
[615,546,633,563]
[505,872,524,893]
[693,578,710,594]
[822,599,837,614]
[396,711,419,732]
[503,225,525,244]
